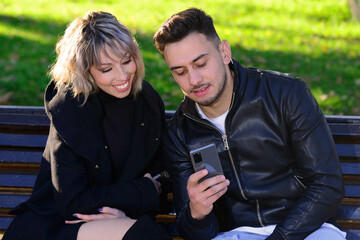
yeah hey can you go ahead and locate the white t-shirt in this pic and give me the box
[196,103,228,135]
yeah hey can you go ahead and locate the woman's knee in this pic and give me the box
[77,218,137,240]
[123,215,172,240]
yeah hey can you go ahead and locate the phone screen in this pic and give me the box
[190,143,224,182]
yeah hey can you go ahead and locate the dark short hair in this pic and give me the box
[153,8,220,55]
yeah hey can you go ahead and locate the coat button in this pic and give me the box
[105,145,108,149]
[155,137,159,141]
[140,123,145,127]
[95,165,99,169]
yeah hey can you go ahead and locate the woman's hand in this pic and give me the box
[65,207,129,224]
[144,173,162,195]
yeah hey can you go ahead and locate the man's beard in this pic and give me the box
[196,71,228,107]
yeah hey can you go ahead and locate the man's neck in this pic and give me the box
[199,73,234,119]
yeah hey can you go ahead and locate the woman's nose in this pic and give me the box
[115,66,127,80]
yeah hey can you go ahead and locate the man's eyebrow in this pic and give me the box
[170,53,208,70]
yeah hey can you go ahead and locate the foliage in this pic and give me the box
[0,0,359,115]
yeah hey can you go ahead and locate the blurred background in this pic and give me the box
[0,0,359,115]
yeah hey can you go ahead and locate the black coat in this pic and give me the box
[9,80,166,227]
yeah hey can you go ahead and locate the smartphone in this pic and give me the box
[190,143,224,182]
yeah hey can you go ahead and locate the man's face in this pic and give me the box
[163,32,231,107]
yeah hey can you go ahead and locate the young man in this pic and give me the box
[153,8,346,240]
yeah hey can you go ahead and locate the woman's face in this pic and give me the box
[90,47,137,98]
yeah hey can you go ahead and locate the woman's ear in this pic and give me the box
[220,40,232,64]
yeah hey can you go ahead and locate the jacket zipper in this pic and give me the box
[183,112,247,201]
[256,199,265,227]
[206,92,247,199]
[294,175,306,189]
[221,134,247,200]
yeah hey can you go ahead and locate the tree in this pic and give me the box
[348,0,360,21]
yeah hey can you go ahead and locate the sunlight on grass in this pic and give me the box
[0,23,54,45]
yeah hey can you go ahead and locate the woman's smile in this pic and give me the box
[113,80,130,92]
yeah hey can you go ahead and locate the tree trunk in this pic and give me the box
[348,0,360,21]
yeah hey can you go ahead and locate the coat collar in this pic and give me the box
[44,80,162,162]
[45,81,105,161]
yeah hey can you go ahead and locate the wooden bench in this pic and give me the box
[0,106,359,239]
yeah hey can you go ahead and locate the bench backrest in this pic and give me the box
[0,106,359,239]
[326,115,360,239]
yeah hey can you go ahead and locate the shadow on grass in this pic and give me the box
[0,14,68,105]
[0,14,67,36]
[1,14,359,115]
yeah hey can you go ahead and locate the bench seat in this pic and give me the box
[0,106,359,239]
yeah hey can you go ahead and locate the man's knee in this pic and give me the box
[305,224,346,240]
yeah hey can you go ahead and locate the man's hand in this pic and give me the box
[187,169,230,220]
[65,207,129,224]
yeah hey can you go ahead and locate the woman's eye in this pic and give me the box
[100,68,112,73]
[122,58,131,65]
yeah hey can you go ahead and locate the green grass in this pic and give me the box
[0,0,359,115]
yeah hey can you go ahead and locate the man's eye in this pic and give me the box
[176,71,186,76]
[197,62,206,68]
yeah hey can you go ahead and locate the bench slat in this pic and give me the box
[0,186,33,195]
[336,205,360,220]
[0,106,49,127]
[0,114,49,127]
[344,184,360,198]
[0,150,43,163]
[0,174,37,188]
[328,124,360,136]
[0,195,30,208]
[0,217,13,230]
[341,162,360,175]
[0,133,47,148]
[336,144,360,158]
[0,162,40,174]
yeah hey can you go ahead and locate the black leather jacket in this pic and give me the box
[164,60,344,240]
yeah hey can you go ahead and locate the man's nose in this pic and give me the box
[188,70,202,86]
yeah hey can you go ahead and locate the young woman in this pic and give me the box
[3,11,171,240]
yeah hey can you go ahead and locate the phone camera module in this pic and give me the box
[194,152,202,163]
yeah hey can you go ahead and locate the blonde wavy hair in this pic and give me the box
[48,11,145,102]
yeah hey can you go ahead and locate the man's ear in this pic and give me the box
[220,40,232,64]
